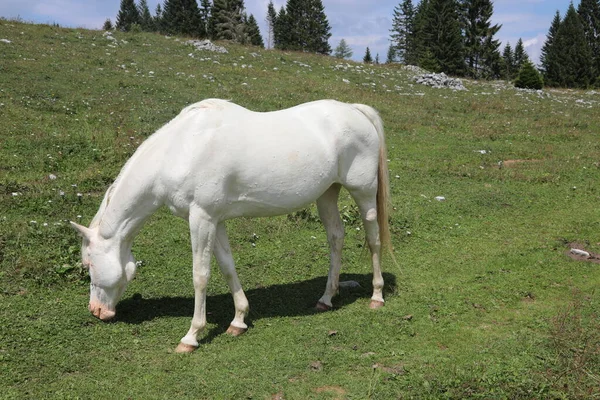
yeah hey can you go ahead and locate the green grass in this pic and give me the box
[1,19,600,398]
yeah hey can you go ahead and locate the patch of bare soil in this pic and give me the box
[566,243,600,264]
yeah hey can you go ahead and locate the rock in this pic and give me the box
[185,39,228,54]
[1,39,12,44]
[570,248,590,258]
[434,196,446,201]
[413,72,467,91]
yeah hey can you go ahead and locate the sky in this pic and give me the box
[0,0,576,64]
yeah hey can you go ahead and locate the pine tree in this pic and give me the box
[199,0,212,39]
[138,0,154,32]
[211,0,246,42]
[334,39,353,59]
[282,0,331,54]
[554,3,594,87]
[363,47,373,63]
[501,42,514,80]
[161,0,204,37]
[154,3,163,32]
[462,0,502,79]
[577,0,600,79]
[274,6,290,49]
[116,0,141,32]
[266,0,277,49]
[103,18,113,31]
[386,44,396,63]
[540,11,561,86]
[246,14,264,47]
[419,0,465,75]
[515,60,544,89]
[513,38,529,72]
[390,0,416,64]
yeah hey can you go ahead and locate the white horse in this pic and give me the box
[70,99,392,353]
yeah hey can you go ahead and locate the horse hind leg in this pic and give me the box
[214,222,249,336]
[348,188,384,309]
[315,184,344,310]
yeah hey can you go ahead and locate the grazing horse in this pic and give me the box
[70,99,392,353]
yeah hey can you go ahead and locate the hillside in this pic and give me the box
[1,20,600,398]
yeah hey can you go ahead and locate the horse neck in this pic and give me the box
[92,174,160,246]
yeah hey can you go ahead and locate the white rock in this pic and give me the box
[434,196,446,202]
[570,248,590,257]
[1,39,12,44]
[49,174,57,180]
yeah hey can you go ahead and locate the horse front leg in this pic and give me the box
[175,211,217,353]
[214,222,249,336]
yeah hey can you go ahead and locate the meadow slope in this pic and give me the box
[1,20,599,398]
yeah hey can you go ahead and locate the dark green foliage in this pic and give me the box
[161,0,204,37]
[540,11,561,86]
[138,0,154,32]
[419,0,465,75]
[515,61,543,89]
[390,0,416,64]
[274,0,332,54]
[334,39,353,59]
[116,0,141,32]
[154,3,163,32]
[513,38,529,72]
[501,42,514,80]
[363,46,373,63]
[577,0,600,78]
[266,0,277,49]
[199,0,212,39]
[211,0,247,42]
[386,44,396,63]
[246,14,264,47]
[103,18,113,31]
[462,0,502,79]
[553,3,594,87]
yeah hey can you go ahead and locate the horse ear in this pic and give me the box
[70,221,94,240]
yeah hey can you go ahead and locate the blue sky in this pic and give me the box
[0,0,574,64]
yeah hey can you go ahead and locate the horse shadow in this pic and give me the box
[116,272,396,344]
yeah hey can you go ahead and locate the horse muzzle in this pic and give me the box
[89,301,116,321]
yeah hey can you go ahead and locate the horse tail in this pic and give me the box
[352,104,394,260]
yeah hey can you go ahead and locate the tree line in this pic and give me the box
[388,0,600,88]
[108,0,333,55]
[109,0,264,47]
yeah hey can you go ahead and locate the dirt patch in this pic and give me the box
[314,386,346,399]
[566,243,600,264]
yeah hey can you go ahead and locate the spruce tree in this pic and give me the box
[577,0,600,79]
[115,0,141,32]
[246,14,264,47]
[420,0,465,75]
[386,44,396,63]
[513,38,529,72]
[212,0,246,42]
[162,0,204,37]
[515,61,544,89]
[277,0,331,54]
[103,18,113,31]
[334,39,353,59]
[274,6,290,49]
[199,0,212,39]
[554,3,594,87]
[154,3,163,32]
[266,0,277,49]
[138,0,154,31]
[540,11,561,86]
[306,0,332,54]
[462,0,502,79]
[363,47,373,63]
[390,0,416,64]
[501,42,514,80]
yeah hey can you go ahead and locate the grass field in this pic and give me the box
[1,20,600,398]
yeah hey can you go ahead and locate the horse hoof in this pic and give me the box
[315,301,331,311]
[226,325,247,337]
[369,300,384,309]
[175,343,197,353]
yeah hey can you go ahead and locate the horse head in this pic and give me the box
[70,222,137,321]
